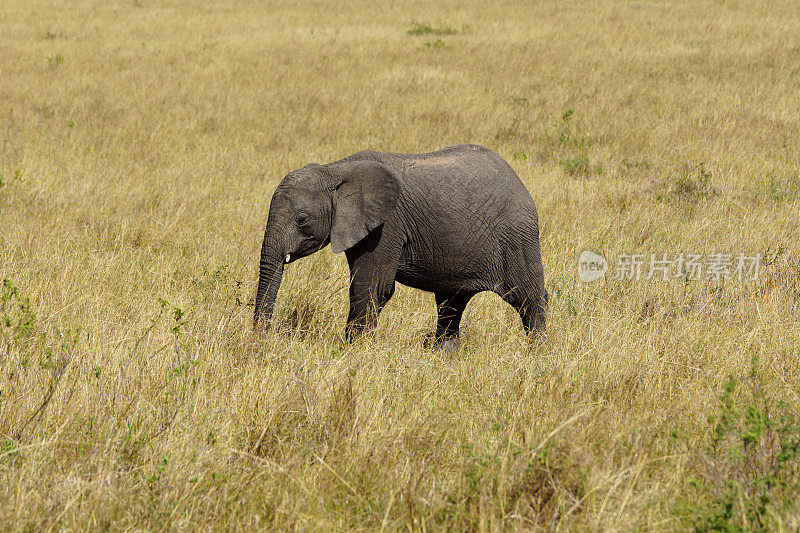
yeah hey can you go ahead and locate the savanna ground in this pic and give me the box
[1,0,799,530]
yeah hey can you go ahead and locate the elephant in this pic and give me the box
[253,144,547,349]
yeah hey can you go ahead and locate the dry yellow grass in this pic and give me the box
[1,0,799,529]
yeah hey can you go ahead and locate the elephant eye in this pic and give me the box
[295,212,311,226]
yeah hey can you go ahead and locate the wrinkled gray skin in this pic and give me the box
[254,144,547,348]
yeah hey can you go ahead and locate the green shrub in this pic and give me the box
[676,356,800,530]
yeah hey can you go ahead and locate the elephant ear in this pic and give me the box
[327,160,401,253]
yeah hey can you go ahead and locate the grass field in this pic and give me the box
[1,0,799,529]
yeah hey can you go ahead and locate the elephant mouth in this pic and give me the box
[288,238,331,263]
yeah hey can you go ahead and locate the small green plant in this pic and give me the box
[763,178,786,201]
[620,157,651,170]
[762,244,785,268]
[157,297,187,335]
[511,96,529,106]
[676,356,800,530]
[1,279,36,342]
[560,155,589,175]
[756,174,797,202]
[1,169,23,188]
[658,163,717,202]
[559,108,575,143]
[537,109,599,176]
[46,54,63,67]
[193,263,245,307]
[554,109,594,151]
[424,39,451,50]
[406,21,459,36]
[1,279,79,441]
[512,150,527,161]
[567,299,578,317]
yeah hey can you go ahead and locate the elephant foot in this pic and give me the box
[423,333,461,354]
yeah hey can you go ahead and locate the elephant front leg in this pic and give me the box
[345,277,396,341]
[342,226,402,342]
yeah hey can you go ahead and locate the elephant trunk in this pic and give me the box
[253,238,285,331]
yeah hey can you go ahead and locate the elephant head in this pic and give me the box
[253,159,401,330]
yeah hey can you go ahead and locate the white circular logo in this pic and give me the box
[578,250,608,282]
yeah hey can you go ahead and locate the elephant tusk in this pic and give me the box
[285,254,291,263]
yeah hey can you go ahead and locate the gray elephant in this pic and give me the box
[253,144,547,348]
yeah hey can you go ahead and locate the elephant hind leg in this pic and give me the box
[498,281,547,337]
[424,292,474,352]
[498,238,547,338]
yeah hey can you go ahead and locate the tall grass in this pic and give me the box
[1,0,799,529]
